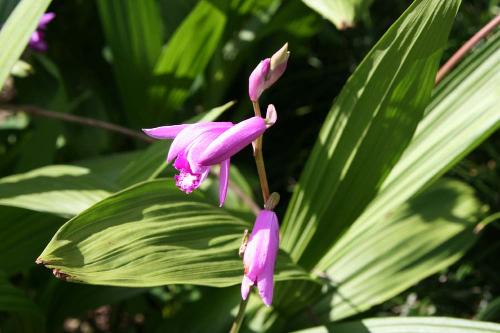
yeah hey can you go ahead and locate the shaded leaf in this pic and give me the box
[97,0,163,126]
[148,0,227,121]
[0,206,64,274]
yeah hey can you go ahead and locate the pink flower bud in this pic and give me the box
[241,209,279,306]
[248,43,289,102]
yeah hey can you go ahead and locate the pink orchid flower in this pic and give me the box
[29,12,56,52]
[143,106,276,206]
[241,209,280,306]
[249,43,289,102]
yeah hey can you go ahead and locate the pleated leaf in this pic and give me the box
[317,29,500,272]
[281,0,461,270]
[291,180,482,324]
[293,317,500,333]
[148,0,227,121]
[302,0,373,29]
[0,0,52,88]
[97,0,163,126]
[38,179,308,287]
[0,165,117,217]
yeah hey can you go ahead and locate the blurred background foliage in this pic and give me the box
[0,0,499,332]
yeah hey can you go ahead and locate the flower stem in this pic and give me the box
[229,296,250,333]
[435,14,500,85]
[252,101,271,203]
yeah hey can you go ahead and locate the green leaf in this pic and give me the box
[292,317,500,333]
[302,0,373,29]
[148,0,227,121]
[291,180,482,325]
[281,0,461,270]
[342,30,500,240]
[0,271,42,321]
[0,206,64,274]
[477,297,500,322]
[38,179,308,287]
[97,0,163,126]
[0,165,117,217]
[0,0,52,89]
[0,0,18,25]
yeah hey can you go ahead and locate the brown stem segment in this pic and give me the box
[1,104,154,143]
[252,101,271,203]
[435,14,500,85]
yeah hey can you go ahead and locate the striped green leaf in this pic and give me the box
[0,0,52,88]
[0,165,117,217]
[97,0,163,126]
[298,180,482,323]
[148,0,227,121]
[281,0,461,270]
[317,30,500,273]
[293,317,500,333]
[38,179,308,287]
[302,0,373,29]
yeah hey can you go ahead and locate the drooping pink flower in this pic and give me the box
[143,112,276,206]
[241,209,280,306]
[248,43,289,101]
[29,12,56,52]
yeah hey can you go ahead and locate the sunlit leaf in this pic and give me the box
[302,0,373,29]
[292,317,500,333]
[0,0,52,89]
[38,179,309,287]
[281,0,461,270]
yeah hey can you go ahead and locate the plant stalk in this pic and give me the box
[252,101,271,203]
[229,297,250,333]
[435,14,500,85]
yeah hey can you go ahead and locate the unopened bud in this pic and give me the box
[264,192,280,210]
[265,104,277,128]
[248,43,289,102]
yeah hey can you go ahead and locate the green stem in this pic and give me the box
[229,296,250,333]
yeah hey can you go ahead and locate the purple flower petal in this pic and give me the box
[142,124,189,140]
[241,275,254,301]
[248,58,270,101]
[219,159,230,207]
[186,130,226,174]
[199,117,267,166]
[257,268,274,307]
[38,12,56,30]
[167,122,232,163]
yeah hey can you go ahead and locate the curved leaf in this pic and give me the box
[0,0,52,88]
[293,317,500,333]
[302,0,373,29]
[38,179,308,287]
[0,165,117,217]
[290,180,482,325]
[281,0,461,270]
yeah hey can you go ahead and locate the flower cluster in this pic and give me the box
[143,44,289,306]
